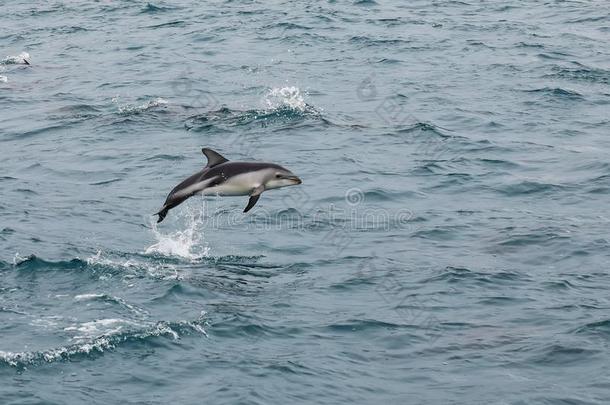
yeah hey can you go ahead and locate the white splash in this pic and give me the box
[74,293,106,301]
[86,250,139,269]
[0,75,7,83]
[64,318,136,340]
[2,51,30,64]
[112,96,168,115]
[264,86,308,111]
[12,252,29,265]
[145,201,210,260]
[85,250,181,280]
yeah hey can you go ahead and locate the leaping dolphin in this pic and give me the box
[155,148,302,223]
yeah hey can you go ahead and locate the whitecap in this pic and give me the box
[264,86,309,112]
[2,51,30,65]
[74,293,106,301]
[112,96,168,115]
[0,315,207,367]
[85,250,180,280]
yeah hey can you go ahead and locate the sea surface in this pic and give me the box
[1,1,610,404]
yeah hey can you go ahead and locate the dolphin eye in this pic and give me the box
[275,174,282,179]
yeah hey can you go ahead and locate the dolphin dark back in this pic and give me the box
[206,162,285,180]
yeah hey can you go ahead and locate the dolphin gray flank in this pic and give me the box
[155,148,302,223]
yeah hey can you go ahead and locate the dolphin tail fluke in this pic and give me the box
[155,207,168,223]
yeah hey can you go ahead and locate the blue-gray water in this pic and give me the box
[2,1,610,403]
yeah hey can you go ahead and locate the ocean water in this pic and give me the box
[1,0,610,403]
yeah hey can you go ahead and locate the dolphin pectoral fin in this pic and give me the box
[244,185,264,213]
[243,195,260,213]
[202,148,229,168]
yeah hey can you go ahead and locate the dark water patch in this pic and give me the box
[1,228,16,236]
[325,319,406,333]
[145,20,186,29]
[11,253,157,281]
[51,26,90,34]
[421,266,528,285]
[495,230,570,248]
[264,22,312,31]
[494,180,569,196]
[2,124,67,142]
[374,58,402,64]
[277,32,332,44]
[14,188,38,195]
[475,158,521,169]
[398,122,452,139]
[143,154,186,161]
[210,317,280,340]
[546,65,610,85]
[476,295,534,305]
[529,344,599,366]
[516,41,544,48]
[353,0,378,6]
[524,87,584,100]
[542,279,576,290]
[89,178,122,186]
[411,226,465,241]
[565,14,610,24]
[573,319,610,338]
[52,104,101,120]
[14,255,88,271]
[349,36,411,47]
[151,283,215,302]
[410,161,449,175]
[140,3,177,13]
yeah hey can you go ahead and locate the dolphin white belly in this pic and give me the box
[201,172,261,196]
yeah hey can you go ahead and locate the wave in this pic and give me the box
[420,266,528,285]
[495,180,570,196]
[10,251,180,282]
[184,86,321,132]
[1,51,30,65]
[546,65,610,85]
[140,3,177,14]
[112,96,168,116]
[573,319,610,338]
[0,314,207,369]
[398,121,452,138]
[73,294,149,317]
[524,87,583,100]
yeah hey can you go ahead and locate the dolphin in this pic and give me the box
[155,148,302,223]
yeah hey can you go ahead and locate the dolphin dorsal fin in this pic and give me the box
[202,148,229,168]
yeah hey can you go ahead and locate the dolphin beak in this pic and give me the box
[287,175,302,185]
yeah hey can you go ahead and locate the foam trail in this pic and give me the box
[145,199,210,260]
